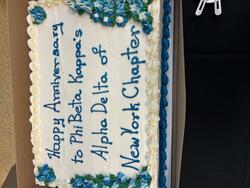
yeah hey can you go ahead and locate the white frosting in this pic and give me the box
[145,1,161,188]
[27,0,167,187]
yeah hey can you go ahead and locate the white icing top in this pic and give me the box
[28,0,163,187]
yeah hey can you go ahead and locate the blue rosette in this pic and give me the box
[29,5,47,25]
[36,164,56,186]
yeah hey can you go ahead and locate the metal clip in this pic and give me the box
[195,0,222,16]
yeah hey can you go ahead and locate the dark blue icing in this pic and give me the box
[43,22,64,113]
[36,164,56,186]
[68,28,86,84]
[159,0,171,187]
[92,44,108,65]
[29,5,47,24]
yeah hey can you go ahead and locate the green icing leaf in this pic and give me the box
[77,9,85,15]
[147,0,153,5]
[110,174,116,182]
[44,180,49,187]
[84,174,95,180]
[135,175,141,187]
[141,4,148,11]
[132,15,139,22]
[94,174,104,186]
[142,166,148,172]
[147,15,153,24]
[96,174,104,179]
[119,183,129,188]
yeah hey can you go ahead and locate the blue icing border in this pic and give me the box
[70,167,151,188]
[36,164,152,187]
[159,0,171,187]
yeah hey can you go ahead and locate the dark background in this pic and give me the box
[180,0,250,188]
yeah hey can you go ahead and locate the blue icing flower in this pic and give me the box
[142,21,153,34]
[116,16,128,27]
[113,0,126,4]
[92,10,103,22]
[102,0,115,15]
[138,11,150,21]
[140,182,150,188]
[75,0,94,14]
[103,176,112,186]
[36,164,56,184]
[93,0,105,11]
[127,0,145,6]
[129,0,147,15]
[129,3,142,15]
[140,170,152,182]
[83,180,95,188]
[112,182,120,188]
[115,2,126,16]
[70,175,85,188]
[103,6,114,15]
[70,176,98,188]
[102,15,115,26]
[116,172,127,184]
[112,0,127,8]
[66,0,77,11]
[126,0,135,5]
[129,178,137,187]
[29,6,47,25]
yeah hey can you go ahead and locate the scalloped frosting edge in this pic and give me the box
[145,0,161,188]
[27,1,65,187]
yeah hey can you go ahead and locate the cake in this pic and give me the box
[27,0,172,187]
